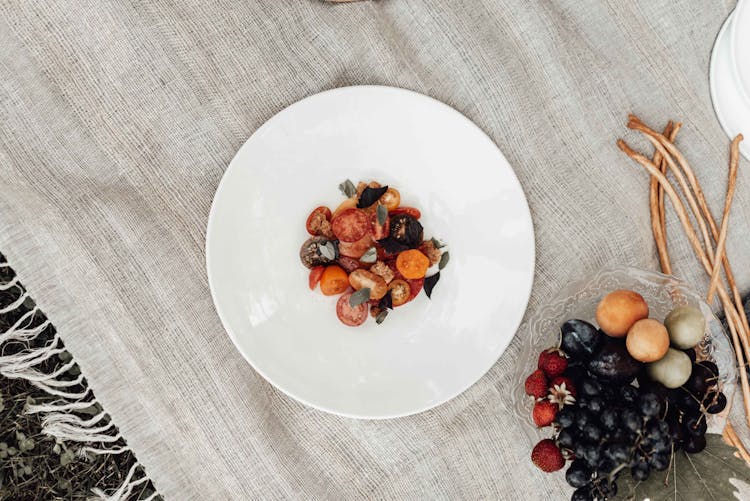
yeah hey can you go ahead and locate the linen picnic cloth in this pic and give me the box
[0,0,747,498]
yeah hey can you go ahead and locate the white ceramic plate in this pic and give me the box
[732,0,750,100]
[206,86,535,419]
[710,7,750,159]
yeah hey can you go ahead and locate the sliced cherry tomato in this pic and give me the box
[338,233,374,258]
[336,291,368,327]
[332,208,370,243]
[389,207,421,219]
[308,266,325,290]
[396,249,430,279]
[305,206,332,236]
[379,188,401,211]
[406,278,424,301]
[348,269,388,300]
[337,256,363,274]
[388,279,411,306]
[320,265,349,296]
[370,209,390,240]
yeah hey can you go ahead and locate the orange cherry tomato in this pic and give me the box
[388,279,411,306]
[379,188,400,211]
[305,206,332,236]
[308,266,325,290]
[396,249,430,279]
[390,207,421,219]
[320,265,349,296]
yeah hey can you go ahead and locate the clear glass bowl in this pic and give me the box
[512,266,737,443]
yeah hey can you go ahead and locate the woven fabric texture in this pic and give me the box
[0,0,747,498]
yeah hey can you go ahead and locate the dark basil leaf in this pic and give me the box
[339,179,356,198]
[376,310,388,324]
[378,290,393,310]
[357,185,389,208]
[377,237,409,255]
[438,251,450,270]
[377,204,388,225]
[349,288,371,307]
[424,272,440,299]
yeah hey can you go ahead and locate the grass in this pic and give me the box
[0,256,158,500]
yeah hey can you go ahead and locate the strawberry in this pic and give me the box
[532,400,558,427]
[524,370,548,399]
[531,439,565,472]
[550,376,577,398]
[538,348,568,378]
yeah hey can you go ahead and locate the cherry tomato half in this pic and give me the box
[320,265,349,296]
[332,208,370,243]
[389,207,421,219]
[338,233,374,259]
[337,256,363,274]
[389,279,411,306]
[406,278,424,301]
[306,206,332,236]
[336,291,368,327]
[308,266,325,290]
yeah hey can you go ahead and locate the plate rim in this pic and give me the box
[205,84,536,419]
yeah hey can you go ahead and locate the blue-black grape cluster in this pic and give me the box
[556,321,726,501]
[555,371,672,500]
[648,356,726,455]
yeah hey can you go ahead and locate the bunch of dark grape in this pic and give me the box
[654,352,726,454]
[555,371,672,500]
[555,321,726,501]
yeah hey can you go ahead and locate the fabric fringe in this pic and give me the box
[90,462,151,501]
[0,264,155,500]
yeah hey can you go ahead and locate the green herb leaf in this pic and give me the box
[615,434,750,501]
[357,185,389,208]
[377,204,388,225]
[349,288,371,307]
[319,241,336,261]
[438,251,450,270]
[376,310,388,324]
[360,247,377,264]
[424,272,440,299]
[431,237,446,249]
[339,179,356,198]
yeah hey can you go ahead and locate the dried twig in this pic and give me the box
[617,139,750,427]
[649,122,674,275]
[708,135,744,301]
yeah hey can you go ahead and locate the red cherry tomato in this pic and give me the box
[331,208,370,242]
[406,278,424,301]
[306,206,332,236]
[371,210,391,240]
[337,256,363,273]
[308,266,325,290]
[338,233,374,258]
[336,291,368,327]
[389,207,421,219]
